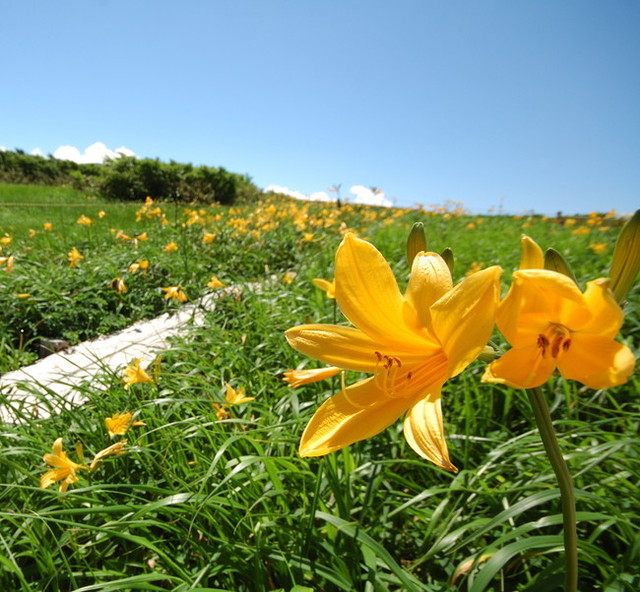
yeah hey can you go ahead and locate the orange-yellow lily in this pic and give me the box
[482,269,635,390]
[162,286,188,303]
[105,412,146,438]
[40,438,86,492]
[285,233,502,471]
[123,358,155,389]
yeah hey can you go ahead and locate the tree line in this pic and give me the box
[0,149,261,205]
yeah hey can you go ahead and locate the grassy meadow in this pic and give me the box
[0,183,638,591]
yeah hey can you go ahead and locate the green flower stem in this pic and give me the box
[527,386,577,592]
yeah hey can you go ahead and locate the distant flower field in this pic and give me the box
[0,183,637,591]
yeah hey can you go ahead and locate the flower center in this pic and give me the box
[374,351,409,397]
[537,323,571,359]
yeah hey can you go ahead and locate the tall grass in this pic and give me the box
[0,185,637,591]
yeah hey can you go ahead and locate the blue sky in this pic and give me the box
[1,0,638,215]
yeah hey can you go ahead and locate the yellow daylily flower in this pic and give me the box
[68,247,83,268]
[43,222,53,231]
[76,214,93,226]
[105,412,146,438]
[312,278,335,299]
[123,358,155,389]
[482,269,635,390]
[163,241,179,253]
[224,382,255,404]
[202,231,217,244]
[40,438,87,492]
[285,233,502,472]
[115,230,131,241]
[283,366,342,388]
[162,286,188,303]
[207,275,225,289]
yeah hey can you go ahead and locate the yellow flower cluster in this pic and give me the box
[285,225,638,473]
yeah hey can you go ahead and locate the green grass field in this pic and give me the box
[0,184,638,591]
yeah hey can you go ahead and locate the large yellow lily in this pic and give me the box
[482,269,635,390]
[285,233,501,471]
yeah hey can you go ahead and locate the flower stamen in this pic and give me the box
[374,351,405,397]
[538,324,571,360]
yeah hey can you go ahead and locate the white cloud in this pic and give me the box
[30,147,44,156]
[264,185,333,203]
[265,184,393,207]
[349,185,393,207]
[53,142,136,164]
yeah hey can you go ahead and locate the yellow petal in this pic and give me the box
[403,393,457,472]
[404,252,453,333]
[482,344,557,389]
[334,233,424,348]
[519,235,544,269]
[431,266,502,377]
[283,366,342,388]
[40,468,67,489]
[580,278,624,338]
[558,334,635,389]
[298,377,412,457]
[497,270,590,347]
[312,278,335,299]
[285,324,421,372]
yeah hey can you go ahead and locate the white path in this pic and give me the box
[0,291,223,423]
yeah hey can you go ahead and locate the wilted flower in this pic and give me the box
[213,403,231,421]
[0,255,14,272]
[128,259,149,274]
[110,277,127,294]
[89,440,128,472]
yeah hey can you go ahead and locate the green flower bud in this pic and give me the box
[407,222,427,267]
[440,247,454,275]
[609,209,640,303]
[544,248,578,286]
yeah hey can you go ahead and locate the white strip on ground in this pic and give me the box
[0,291,224,423]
